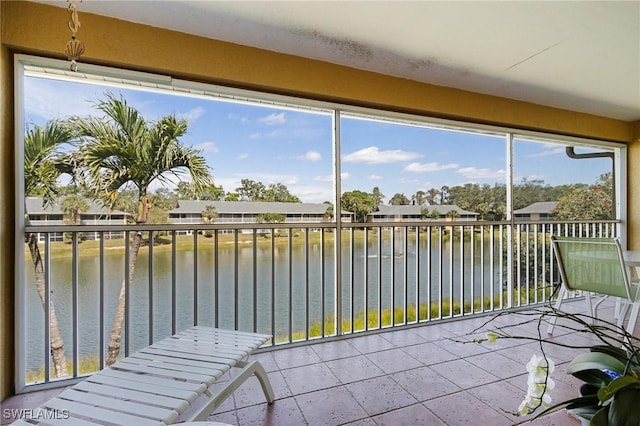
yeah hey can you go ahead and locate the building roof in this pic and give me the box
[25,197,128,216]
[170,200,342,215]
[369,204,477,217]
[513,201,558,215]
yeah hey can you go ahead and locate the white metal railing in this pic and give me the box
[18,219,618,390]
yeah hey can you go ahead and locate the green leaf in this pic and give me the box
[567,352,626,386]
[590,345,630,362]
[566,394,600,409]
[590,345,640,374]
[569,352,627,373]
[590,406,609,426]
[569,406,598,420]
[608,388,640,425]
[598,376,640,402]
[571,370,614,388]
[532,395,596,420]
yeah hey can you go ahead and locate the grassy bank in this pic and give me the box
[26,226,479,259]
[26,287,552,383]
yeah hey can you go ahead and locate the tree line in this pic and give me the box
[341,172,613,223]
[49,172,614,227]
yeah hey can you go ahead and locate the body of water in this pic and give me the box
[24,231,504,373]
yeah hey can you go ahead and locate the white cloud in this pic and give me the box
[193,142,219,153]
[314,172,349,182]
[306,151,323,162]
[178,107,205,123]
[248,129,283,140]
[297,151,322,162]
[258,112,286,126]
[404,162,459,173]
[288,185,334,203]
[368,174,383,180]
[237,153,249,160]
[399,177,420,184]
[528,146,565,158]
[243,173,299,185]
[342,146,423,164]
[227,113,249,123]
[24,77,99,120]
[457,167,506,180]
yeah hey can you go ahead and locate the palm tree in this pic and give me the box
[426,188,440,205]
[201,205,218,237]
[445,209,460,220]
[73,94,213,366]
[420,207,430,220]
[371,186,385,206]
[61,194,89,225]
[413,190,426,206]
[323,203,334,222]
[24,121,76,378]
[61,194,89,242]
[201,205,218,224]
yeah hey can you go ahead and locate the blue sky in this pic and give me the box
[23,75,612,203]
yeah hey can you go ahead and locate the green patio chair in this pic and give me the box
[547,236,640,335]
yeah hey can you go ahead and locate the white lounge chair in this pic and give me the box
[11,326,274,425]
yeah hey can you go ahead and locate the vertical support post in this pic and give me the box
[506,133,514,308]
[333,110,342,336]
[99,233,105,368]
[148,231,154,345]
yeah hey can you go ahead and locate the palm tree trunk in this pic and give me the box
[105,230,143,366]
[26,233,68,378]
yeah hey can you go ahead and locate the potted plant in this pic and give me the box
[471,306,640,425]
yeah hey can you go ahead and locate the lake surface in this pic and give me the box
[23,232,504,373]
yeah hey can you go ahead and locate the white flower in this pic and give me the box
[517,400,532,416]
[526,354,555,378]
[527,374,555,395]
[516,354,554,416]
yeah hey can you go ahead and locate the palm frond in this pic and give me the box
[24,120,76,205]
[70,94,213,218]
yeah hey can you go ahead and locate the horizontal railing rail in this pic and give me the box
[19,219,619,390]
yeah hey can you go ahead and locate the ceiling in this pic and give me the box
[36,1,640,121]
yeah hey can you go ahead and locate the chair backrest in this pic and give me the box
[551,236,633,300]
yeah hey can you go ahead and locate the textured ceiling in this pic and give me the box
[35,1,640,121]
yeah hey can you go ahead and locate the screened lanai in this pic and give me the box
[1,2,639,425]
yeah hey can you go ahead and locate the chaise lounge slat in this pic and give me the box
[127,351,228,373]
[42,398,163,426]
[113,359,221,382]
[71,380,191,412]
[13,326,274,425]
[97,368,208,395]
[51,389,179,422]
[151,339,250,359]
[136,347,236,366]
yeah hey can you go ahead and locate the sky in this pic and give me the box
[23,74,613,204]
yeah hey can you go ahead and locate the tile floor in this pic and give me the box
[3,299,629,425]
